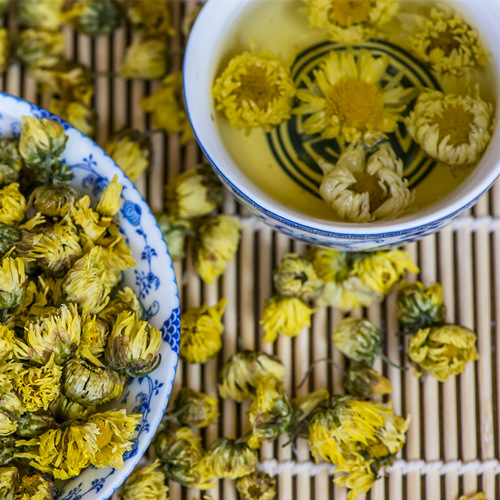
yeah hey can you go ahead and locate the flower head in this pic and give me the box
[122,459,169,500]
[0,411,17,436]
[219,350,285,402]
[50,394,96,423]
[408,324,479,381]
[0,325,14,362]
[304,0,399,43]
[212,50,296,132]
[97,286,144,327]
[0,183,27,226]
[106,128,152,181]
[13,470,56,500]
[319,142,414,222]
[64,0,122,37]
[126,0,174,39]
[14,29,65,68]
[273,253,321,299]
[0,466,17,499]
[76,314,108,366]
[0,257,28,310]
[0,139,23,185]
[289,389,330,438]
[459,494,487,500]
[406,5,490,76]
[261,295,315,343]
[120,38,168,80]
[48,99,96,137]
[155,213,193,261]
[180,299,226,363]
[17,0,65,31]
[405,89,493,166]
[397,281,446,331]
[62,358,125,405]
[141,72,193,143]
[236,472,276,500]
[332,318,382,365]
[174,388,219,428]
[295,50,413,144]
[105,311,162,377]
[343,364,393,399]
[29,184,79,218]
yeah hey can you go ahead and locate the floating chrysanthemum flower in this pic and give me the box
[141,72,194,144]
[48,98,96,137]
[120,38,168,80]
[17,0,65,31]
[106,128,152,181]
[0,183,27,226]
[212,51,296,132]
[64,0,122,37]
[122,459,169,500]
[343,364,393,399]
[62,358,126,405]
[219,350,285,402]
[0,466,17,499]
[406,5,490,76]
[0,256,28,310]
[405,89,493,166]
[319,143,414,222]
[76,314,108,366]
[261,295,315,343]
[180,299,226,363]
[236,472,277,500]
[14,29,65,68]
[0,139,23,185]
[155,213,193,261]
[174,388,219,428]
[295,50,413,144]
[29,184,79,218]
[13,470,57,500]
[273,253,321,299]
[126,0,174,39]
[408,324,479,381]
[304,0,399,44]
[246,376,293,448]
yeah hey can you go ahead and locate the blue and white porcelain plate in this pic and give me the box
[0,92,180,500]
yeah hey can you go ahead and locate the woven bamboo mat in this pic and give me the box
[1,1,499,499]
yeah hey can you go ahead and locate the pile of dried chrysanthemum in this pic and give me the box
[0,117,164,498]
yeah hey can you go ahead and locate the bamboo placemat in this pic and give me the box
[1,1,499,499]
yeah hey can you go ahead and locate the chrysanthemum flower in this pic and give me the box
[343,364,393,399]
[459,494,487,500]
[202,437,258,480]
[17,0,65,31]
[273,253,321,299]
[304,0,399,44]
[0,29,8,75]
[236,472,277,500]
[246,376,293,449]
[332,317,382,366]
[397,281,446,331]
[29,183,79,218]
[126,0,174,39]
[64,0,122,37]
[105,311,162,377]
[0,324,14,361]
[180,299,226,363]
[62,358,126,405]
[0,183,27,226]
[0,411,17,436]
[48,98,96,137]
[97,286,144,327]
[0,139,23,185]
[155,213,193,261]
[13,470,57,500]
[122,459,169,500]
[94,175,123,217]
[295,50,413,144]
[408,324,479,381]
[106,129,152,181]
[213,50,296,132]
[219,349,285,402]
[50,394,96,423]
[120,38,168,80]
[405,89,493,166]
[174,388,219,428]
[406,5,490,76]
[289,389,330,438]
[261,295,315,343]
[0,466,17,499]
[21,303,81,365]
[141,72,194,144]
[14,29,65,68]
[70,195,109,244]
[319,143,414,222]
[0,256,28,310]
[76,314,108,366]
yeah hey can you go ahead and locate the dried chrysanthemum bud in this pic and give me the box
[155,426,214,489]
[15,410,57,438]
[105,128,152,181]
[261,295,315,343]
[48,98,96,137]
[0,256,28,309]
[64,0,122,37]
[29,183,79,218]
[155,213,193,261]
[122,459,169,500]
[180,299,226,363]
[246,377,293,448]
[18,117,67,169]
[458,494,487,500]
[141,71,193,144]
[17,0,65,30]
[288,389,330,439]
[14,29,64,68]
[13,471,56,499]
[97,286,144,327]
[273,253,321,299]
[105,311,162,377]
[343,364,393,399]
[0,183,27,226]
[219,350,285,402]
[397,281,446,331]
[236,472,277,500]
[0,324,14,361]
[174,388,219,428]
[0,466,18,499]
[166,164,224,220]
[202,437,258,480]
[120,38,168,80]
[76,314,108,366]
[126,0,174,39]
[332,318,383,366]
[408,324,479,381]
[50,394,96,423]
[0,139,23,185]
[62,358,126,405]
